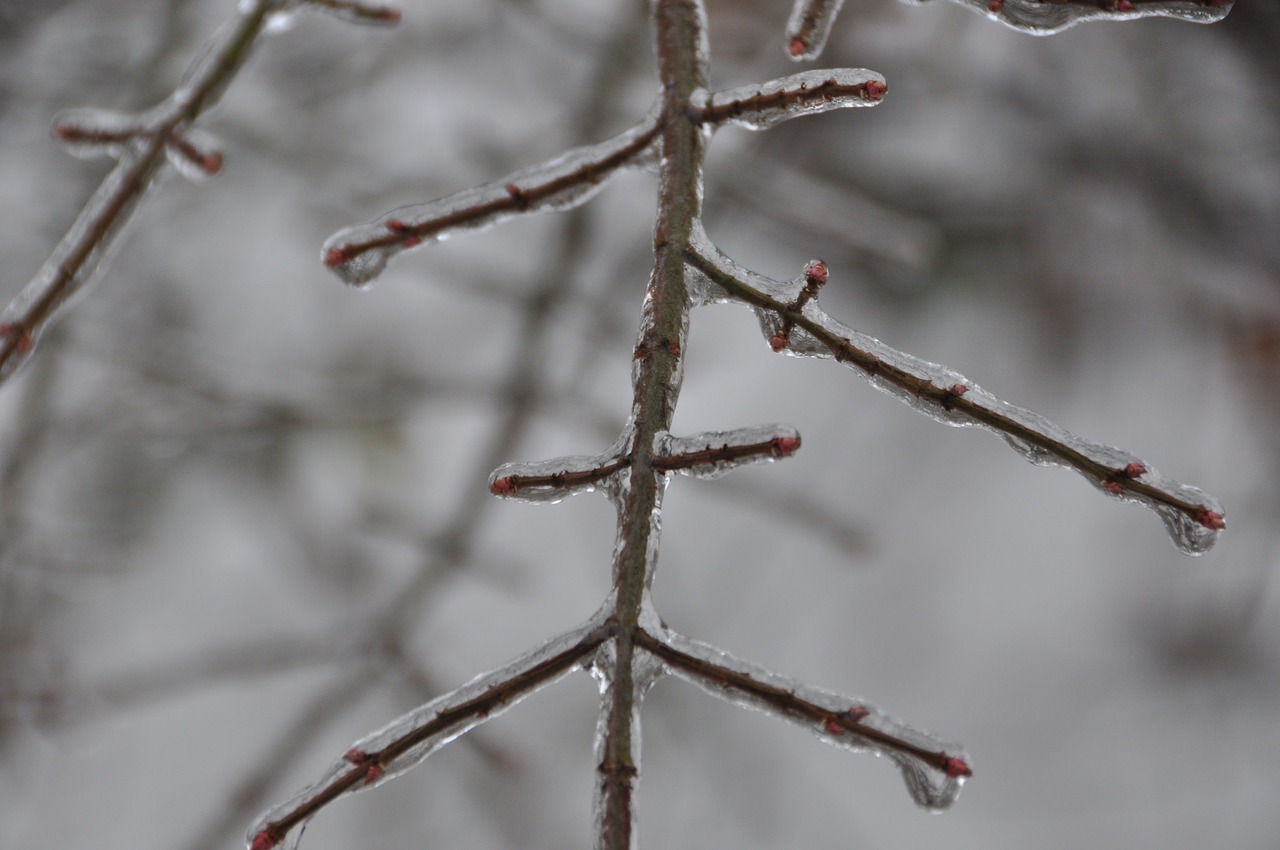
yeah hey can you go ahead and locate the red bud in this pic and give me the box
[1195,508,1226,530]
[250,830,278,850]
[772,436,801,457]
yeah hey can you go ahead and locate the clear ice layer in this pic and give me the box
[904,0,1232,34]
[643,627,969,810]
[686,223,1223,555]
[247,617,605,850]
[696,68,886,131]
[322,110,661,288]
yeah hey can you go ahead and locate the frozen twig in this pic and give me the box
[901,0,1232,34]
[0,0,399,386]
[248,620,608,850]
[684,230,1225,554]
[635,627,971,809]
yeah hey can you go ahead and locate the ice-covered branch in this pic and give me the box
[636,627,971,810]
[905,0,1232,34]
[486,424,800,502]
[322,110,662,288]
[685,228,1225,554]
[694,68,885,130]
[0,0,400,388]
[246,619,608,850]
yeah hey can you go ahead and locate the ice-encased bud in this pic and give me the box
[786,0,848,61]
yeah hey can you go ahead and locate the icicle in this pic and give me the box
[697,69,885,132]
[910,0,1232,35]
[640,628,970,811]
[322,110,661,288]
[654,425,801,480]
[785,0,848,61]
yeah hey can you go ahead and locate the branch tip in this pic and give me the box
[1195,508,1226,530]
[804,259,829,286]
[249,830,279,850]
[771,435,802,457]
[788,37,808,58]
[769,332,789,352]
[988,0,1003,12]
[324,247,350,267]
[941,755,972,778]
[490,476,517,497]
[863,79,887,102]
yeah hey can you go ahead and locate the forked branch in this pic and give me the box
[0,0,399,385]
[246,0,1231,847]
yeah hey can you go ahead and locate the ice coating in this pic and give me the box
[695,68,886,132]
[685,225,1224,554]
[489,429,635,505]
[247,617,607,850]
[637,627,969,810]
[786,0,848,60]
[589,640,663,850]
[0,145,161,384]
[654,424,801,480]
[917,0,1232,34]
[322,110,661,288]
[52,108,143,161]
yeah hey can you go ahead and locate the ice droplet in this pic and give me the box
[698,69,885,132]
[914,0,1232,34]
[323,110,660,288]
[785,0,848,61]
[644,628,968,810]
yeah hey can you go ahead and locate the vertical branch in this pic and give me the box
[594,1,708,848]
